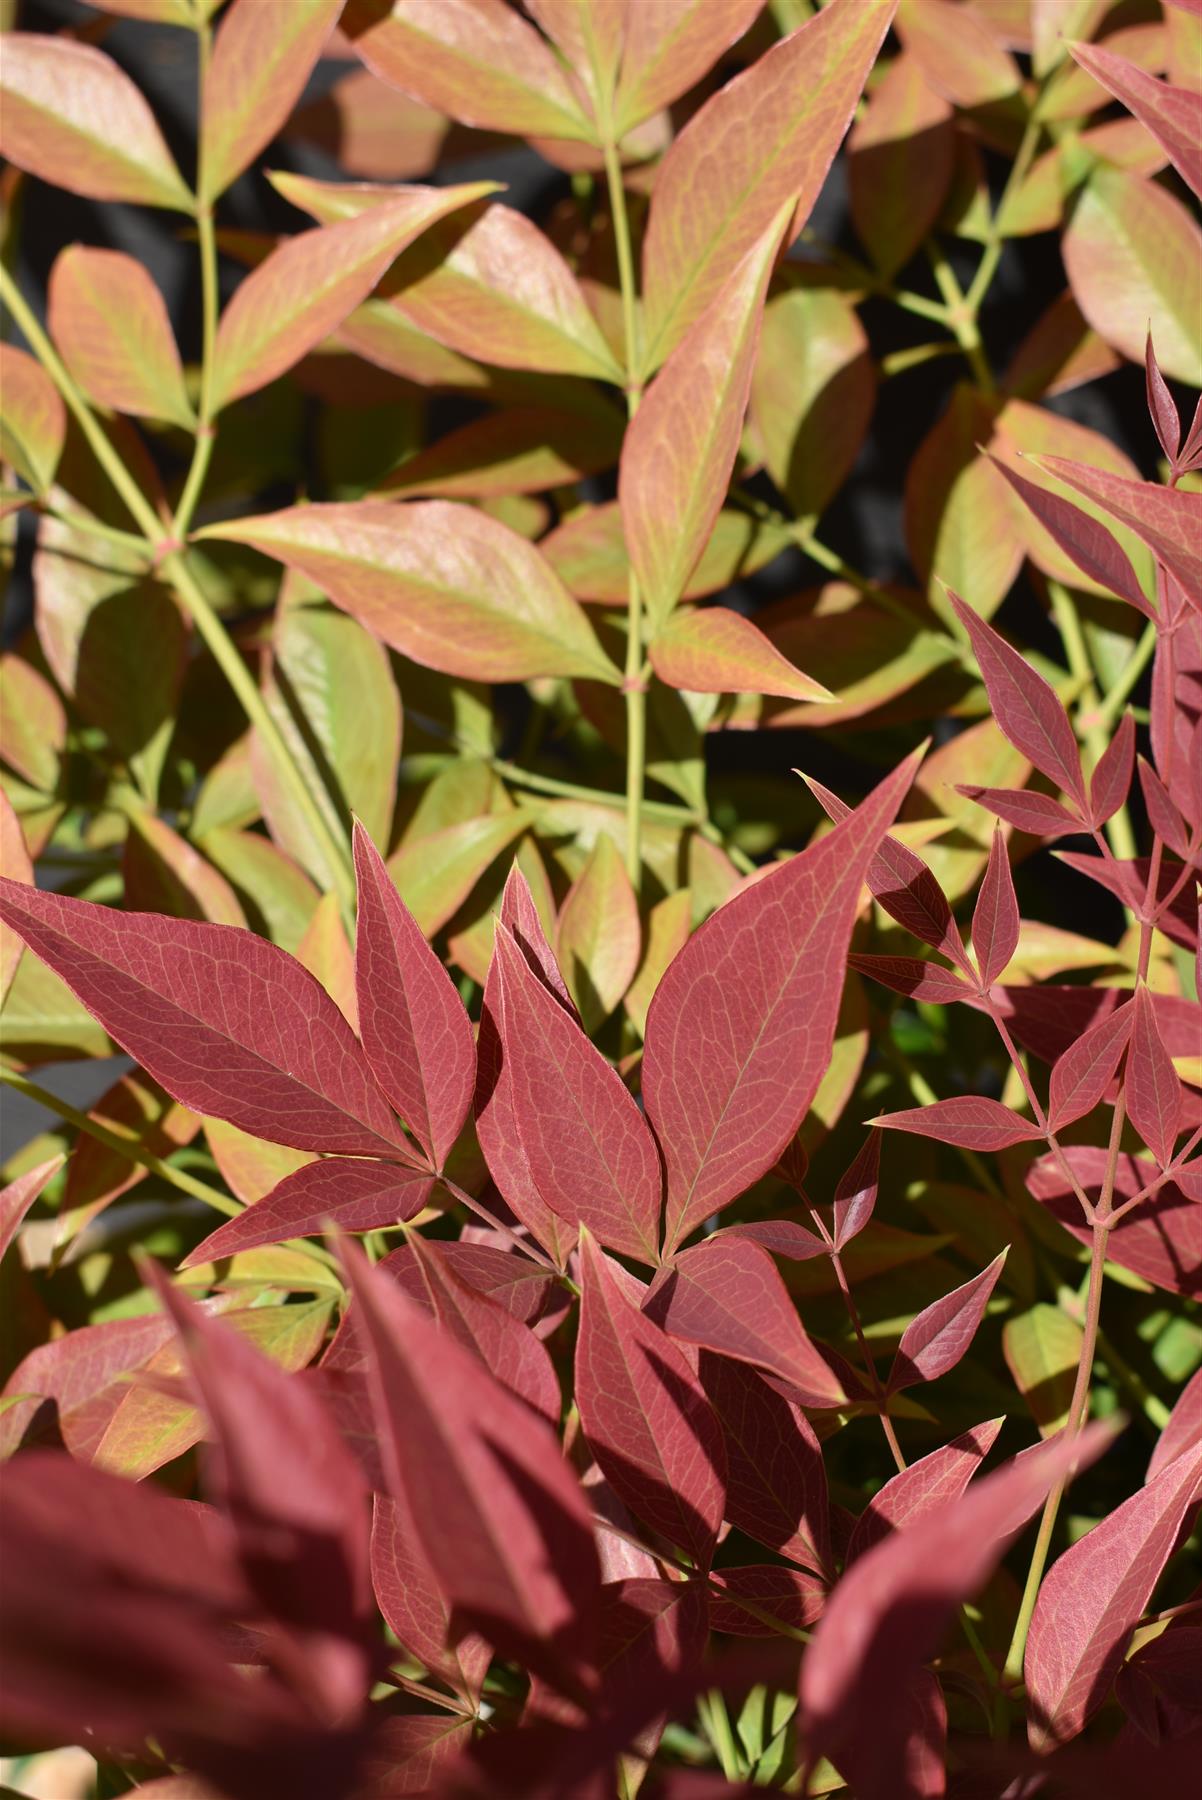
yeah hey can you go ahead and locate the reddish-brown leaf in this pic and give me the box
[0,881,410,1160]
[1070,41,1202,202]
[199,502,618,685]
[0,1311,177,1461]
[371,1491,491,1700]
[491,923,662,1265]
[202,0,345,200]
[1025,1441,1202,1748]
[1139,755,1191,859]
[644,752,919,1255]
[339,1237,600,1694]
[1146,1368,1202,1484]
[0,34,191,210]
[184,1160,433,1267]
[1090,712,1138,827]
[872,1097,1043,1151]
[948,590,1088,806]
[620,209,789,623]
[971,826,1020,988]
[640,0,898,365]
[848,1418,1004,1561]
[1146,330,1184,464]
[888,1251,1008,1392]
[646,1237,845,1408]
[848,52,955,277]
[209,185,495,409]
[799,1423,1116,1792]
[698,1352,832,1576]
[849,954,977,1005]
[832,1134,882,1251]
[613,1,766,134]
[708,1564,827,1635]
[956,785,1081,838]
[1028,455,1202,602]
[992,455,1155,618]
[353,823,474,1170]
[1047,999,1135,1133]
[0,1155,62,1265]
[1127,985,1184,1168]
[649,606,833,704]
[576,1234,727,1570]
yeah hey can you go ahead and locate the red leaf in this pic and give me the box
[805,771,972,971]
[1127,986,1184,1168]
[847,1417,1005,1561]
[948,590,1087,806]
[973,827,1020,986]
[1068,40,1202,204]
[0,881,410,1161]
[645,1237,845,1409]
[0,1154,62,1263]
[991,456,1156,618]
[337,1236,600,1695]
[726,1219,829,1262]
[1145,331,1184,462]
[1025,1440,1202,1748]
[799,1422,1116,1791]
[576,1233,727,1570]
[147,1268,373,1717]
[0,1309,176,1461]
[849,952,977,1004]
[833,1134,882,1251]
[1089,711,1137,827]
[1028,456,1202,604]
[371,1492,491,1700]
[184,1159,434,1268]
[698,1353,832,1576]
[871,1097,1043,1150]
[888,1250,1008,1391]
[1116,1624,1202,1746]
[1147,1369,1202,1484]
[491,922,662,1264]
[1027,1148,1200,1300]
[829,1666,947,1800]
[1138,756,1191,859]
[644,751,919,1254]
[956,784,1082,838]
[708,1564,826,1635]
[1047,998,1135,1132]
[353,823,474,1171]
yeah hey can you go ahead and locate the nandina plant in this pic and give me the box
[0,2,1199,1796]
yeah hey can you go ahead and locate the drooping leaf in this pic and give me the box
[620,209,789,623]
[613,0,767,135]
[647,1237,845,1408]
[337,1236,601,1695]
[847,1418,1005,1561]
[185,1160,433,1267]
[209,185,496,409]
[698,1352,832,1576]
[0,343,66,494]
[343,0,594,141]
[643,752,918,1255]
[1126,985,1184,1168]
[1003,1304,1082,1438]
[49,246,193,429]
[555,832,641,1032]
[640,0,898,366]
[649,607,833,704]
[0,1311,178,1461]
[799,1423,1116,1793]
[353,823,474,1170]
[491,922,662,1265]
[888,1251,1008,1392]
[872,1097,1042,1151]
[0,34,191,210]
[202,0,345,200]
[199,502,619,684]
[576,1232,727,1570]
[0,881,410,1159]
[1047,998,1134,1132]
[850,953,978,1005]
[1025,1442,1202,1748]
[948,590,1088,807]
[957,784,1082,838]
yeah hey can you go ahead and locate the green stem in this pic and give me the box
[698,1691,744,1782]
[38,501,150,557]
[1047,580,1137,862]
[491,757,698,824]
[173,14,219,540]
[0,262,356,911]
[926,242,993,392]
[1092,621,1156,732]
[880,340,964,379]
[964,105,1044,316]
[1,1067,240,1218]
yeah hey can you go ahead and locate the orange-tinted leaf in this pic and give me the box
[613,0,765,134]
[649,606,833,704]
[48,246,192,429]
[542,501,791,604]
[343,0,593,142]
[1068,39,1202,201]
[201,501,619,685]
[0,786,33,1008]
[0,343,66,494]
[209,184,495,409]
[640,0,897,366]
[556,833,641,1031]
[379,405,624,498]
[577,1233,727,1569]
[0,1155,62,1265]
[896,0,1021,105]
[849,53,955,276]
[0,35,191,211]
[1062,165,1202,386]
[905,385,1021,621]
[625,889,692,1040]
[621,210,788,621]
[202,0,344,200]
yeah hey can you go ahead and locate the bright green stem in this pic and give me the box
[491,757,698,824]
[1091,620,1157,733]
[698,1691,744,1782]
[926,243,994,392]
[0,261,356,911]
[1,1067,240,1219]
